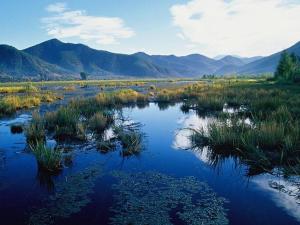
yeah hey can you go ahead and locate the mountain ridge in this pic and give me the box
[0,39,299,80]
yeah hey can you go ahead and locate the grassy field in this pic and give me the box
[0,78,199,88]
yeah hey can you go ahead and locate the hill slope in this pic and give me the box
[2,38,299,79]
[238,42,300,74]
[0,44,68,79]
[24,39,171,77]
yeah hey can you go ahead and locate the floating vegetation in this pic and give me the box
[29,166,102,225]
[110,171,228,225]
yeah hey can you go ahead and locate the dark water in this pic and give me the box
[0,103,299,225]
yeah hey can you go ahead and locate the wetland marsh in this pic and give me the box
[0,79,299,225]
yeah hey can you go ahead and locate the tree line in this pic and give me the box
[275,51,300,82]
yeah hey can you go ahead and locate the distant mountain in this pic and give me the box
[138,53,220,76]
[214,55,263,64]
[0,44,68,79]
[238,42,300,74]
[1,38,299,80]
[24,39,170,77]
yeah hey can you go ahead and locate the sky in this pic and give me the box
[1,0,300,58]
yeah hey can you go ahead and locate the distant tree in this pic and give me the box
[80,72,88,80]
[275,51,300,82]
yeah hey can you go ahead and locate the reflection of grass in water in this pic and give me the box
[29,166,102,225]
[110,171,228,225]
[0,151,6,191]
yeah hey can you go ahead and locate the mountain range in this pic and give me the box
[0,38,300,80]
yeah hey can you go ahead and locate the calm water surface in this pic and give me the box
[0,103,299,225]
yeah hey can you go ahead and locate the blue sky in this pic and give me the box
[1,0,300,57]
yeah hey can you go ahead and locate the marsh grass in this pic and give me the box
[0,92,61,117]
[22,79,300,174]
[191,106,300,175]
[25,112,45,144]
[0,85,39,93]
[113,122,144,157]
[63,85,76,91]
[88,112,110,135]
[97,139,116,153]
[30,142,62,173]
[44,107,85,141]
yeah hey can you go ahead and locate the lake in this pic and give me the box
[0,99,299,225]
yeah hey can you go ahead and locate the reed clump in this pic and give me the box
[0,85,39,93]
[30,142,62,172]
[88,112,109,134]
[44,107,85,141]
[114,124,143,157]
[25,112,46,144]
[191,106,300,173]
[0,92,61,117]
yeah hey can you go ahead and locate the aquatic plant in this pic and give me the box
[88,112,108,134]
[0,92,61,117]
[29,166,102,225]
[97,138,116,153]
[114,122,144,157]
[63,85,76,91]
[190,110,300,175]
[110,171,228,225]
[30,142,62,172]
[196,96,224,113]
[44,107,85,141]
[0,85,38,93]
[25,112,45,144]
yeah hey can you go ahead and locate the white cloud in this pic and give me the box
[43,3,135,45]
[170,0,300,57]
[46,2,67,13]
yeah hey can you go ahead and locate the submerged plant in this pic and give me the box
[110,171,228,225]
[29,166,102,225]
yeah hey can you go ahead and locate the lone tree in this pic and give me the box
[80,72,88,80]
[275,51,300,82]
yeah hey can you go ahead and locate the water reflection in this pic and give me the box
[253,174,300,222]
[172,114,215,150]
[174,109,300,224]
[36,169,56,192]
